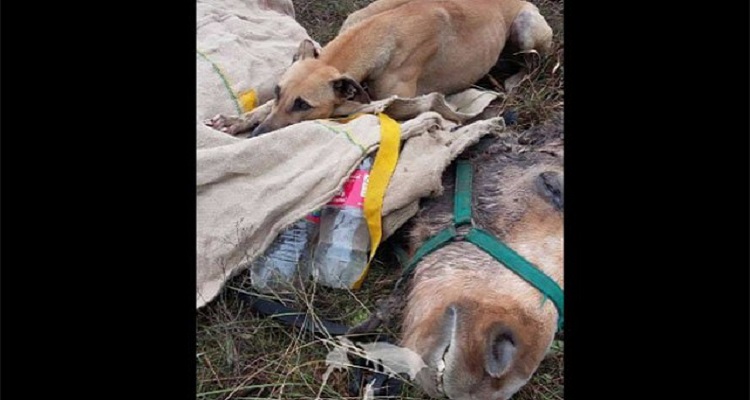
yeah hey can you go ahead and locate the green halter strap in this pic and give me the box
[398,159,564,331]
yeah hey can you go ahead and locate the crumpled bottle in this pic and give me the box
[250,210,320,293]
[313,156,373,289]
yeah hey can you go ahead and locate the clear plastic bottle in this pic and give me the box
[313,156,373,289]
[250,210,320,293]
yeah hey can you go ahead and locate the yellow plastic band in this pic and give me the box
[353,113,401,289]
[239,89,257,113]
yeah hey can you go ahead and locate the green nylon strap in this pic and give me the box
[390,242,410,269]
[465,228,564,330]
[454,160,473,226]
[398,227,457,286]
[400,159,564,331]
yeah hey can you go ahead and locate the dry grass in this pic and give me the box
[197,0,564,398]
[483,0,564,131]
[196,257,419,399]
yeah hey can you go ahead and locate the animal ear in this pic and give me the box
[535,171,563,210]
[332,76,371,103]
[485,326,517,379]
[293,39,319,62]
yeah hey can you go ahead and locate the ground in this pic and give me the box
[197,0,564,398]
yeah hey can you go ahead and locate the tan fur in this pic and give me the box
[401,122,563,399]
[241,0,553,136]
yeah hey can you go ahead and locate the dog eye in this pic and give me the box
[274,85,281,98]
[293,98,312,111]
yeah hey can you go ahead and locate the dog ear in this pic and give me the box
[293,39,319,62]
[332,76,371,104]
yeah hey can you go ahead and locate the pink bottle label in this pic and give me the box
[328,169,370,208]
[305,210,321,224]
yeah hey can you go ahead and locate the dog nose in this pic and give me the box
[250,123,272,137]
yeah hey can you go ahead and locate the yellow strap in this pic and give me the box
[352,113,401,289]
[239,89,257,113]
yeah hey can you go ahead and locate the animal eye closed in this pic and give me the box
[293,98,312,111]
[536,171,563,210]
[274,85,281,98]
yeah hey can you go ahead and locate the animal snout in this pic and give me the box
[414,302,525,399]
[250,121,273,137]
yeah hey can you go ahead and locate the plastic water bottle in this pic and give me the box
[250,210,320,293]
[313,156,373,289]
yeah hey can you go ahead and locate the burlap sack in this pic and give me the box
[197,0,313,123]
[196,0,507,308]
[197,99,505,308]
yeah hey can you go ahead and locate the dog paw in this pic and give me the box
[203,101,274,136]
[204,114,243,133]
[204,114,257,135]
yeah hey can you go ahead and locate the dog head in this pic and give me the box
[251,39,371,136]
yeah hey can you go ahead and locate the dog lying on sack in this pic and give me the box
[206,0,553,136]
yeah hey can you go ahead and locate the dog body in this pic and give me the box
[330,0,520,99]
[338,0,552,98]
[211,0,552,136]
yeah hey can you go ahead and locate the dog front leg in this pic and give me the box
[203,100,274,136]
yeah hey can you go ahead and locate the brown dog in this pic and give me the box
[208,0,553,136]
